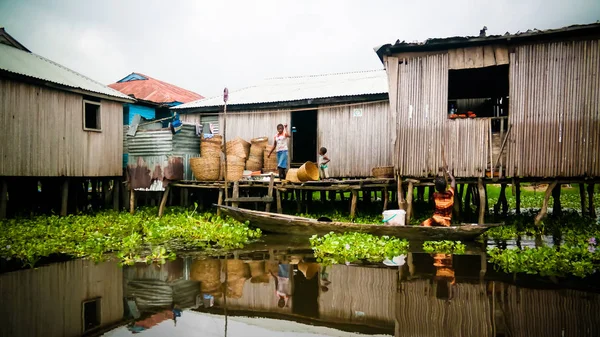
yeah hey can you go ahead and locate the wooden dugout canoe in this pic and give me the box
[216,205,502,241]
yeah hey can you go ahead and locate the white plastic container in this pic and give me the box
[382,209,406,226]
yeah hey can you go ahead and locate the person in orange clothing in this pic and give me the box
[432,253,455,300]
[421,169,456,227]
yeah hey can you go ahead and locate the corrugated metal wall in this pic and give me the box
[502,283,600,337]
[317,102,393,177]
[318,265,396,327]
[396,279,492,337]
[0,259,123,337]
[0,79,124,177]
[387,53,489,178]
[507,39,600,177]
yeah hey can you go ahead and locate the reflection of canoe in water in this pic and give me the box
[216,205,502,241]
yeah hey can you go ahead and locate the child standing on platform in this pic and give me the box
[318,147,330,180]
[268,124,291,179]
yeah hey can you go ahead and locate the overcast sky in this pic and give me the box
[0,0,598,98]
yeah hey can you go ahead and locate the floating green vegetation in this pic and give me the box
[309,232,409,265]
[487,241,599,278]
[296,211,382,225]
[422,240,466,254]
[0,206,261,268]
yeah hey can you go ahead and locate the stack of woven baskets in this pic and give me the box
[190,259,222,296]
[224,137,250,181]
[263,145,278,173]
[246,137,268,171]
[191,135,223,181]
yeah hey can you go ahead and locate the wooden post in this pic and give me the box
[217,188,224,217]
[534,181,558,226]
[112,179,120,210]
[588,183,596,218]
[494,184,508,217]
[122,181,130,211]
[266,174,275,212]
[514,179,521,215]
[552,183,562,217]
[129,188,136,215]
[383,187,389,211]
[102,179,110,208]
[232,181,240,208]
[295,189,301,213]
[396,172,406,210]
[0,179,8,219]
[158,185,171,217]
[417,186,425,203]
[579,183,587,216]
[350,190,358,220]
[464,184,472,218]
[453,183,461,220]
[406,181,414,221]
[320,190,326,203]
[60,179,69,216]
[276,189,283,214]
[364,190,371,204]
[477,178,486,224]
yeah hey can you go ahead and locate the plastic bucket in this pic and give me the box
[382,209,406,226]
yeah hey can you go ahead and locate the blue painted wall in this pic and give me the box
[123,104,156,125]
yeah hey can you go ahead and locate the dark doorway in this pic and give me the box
[291,110,317,164]
[292,266,319,318]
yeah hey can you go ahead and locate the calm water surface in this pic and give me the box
[1,234,599,337]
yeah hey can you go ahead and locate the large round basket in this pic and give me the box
[286,168,300,183]
[372,166,394,178]
[190,157,220,181]
[222,155,245,181]
[226,259,250,281]
[226,278,247,299]
[297,162,319,182]
[250,137,269,157]
[263,146,278,171]
[226,137,251,159]
[247,261,266,277]
[191,259,221,284]
[201,135,223,157]
[245,156,263,171]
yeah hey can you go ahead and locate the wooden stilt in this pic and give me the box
[112,179,120,210]
[129,188,135,214]
[534,181,558,226]
[217,188,224,217]
[306,190,312,213]
[60,179,69,216]
[102,179,110,208]
[383,187,389,211]
[396,173,406,210]
[406,181,414,221]
[494,184,508,217]
[183,188,189,207]
[588,183,596,218]
[122,181,129,211]
[552,183,562,217]
[579,183,587,216]
[0,179,8,219]
[158,185,171,217]
[320,190,326,203]
[295,190,301,213]
[328,190,335,203]
[266,175,275,212]
[477,178,486,224]
[514,179,521,215]
[232,182,240,208]
[364,190,371,204]
[464,184,472,218]
[350,190,358,220]
[453,183,461,220]
[276,189,283,214]
[417,186,425,203]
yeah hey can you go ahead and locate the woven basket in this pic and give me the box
[201,135,223,158]
[226,260,250,281]
[250,137,268,157]
[245,157,263,171]
[226,137,251,159]
[263,147,278,170]
[250,274,271,284]
[372,166,394,178]
[297,162,319,182]
[191,259,221,284]
[286,168,300,183]
[222,156,245,181]
[247,261,266,277]
[190,157,220,181]
[226,278,247,299]
[298,262,320,280]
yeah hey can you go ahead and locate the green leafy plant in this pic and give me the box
[422,240,466,254]
[309,232,409,265]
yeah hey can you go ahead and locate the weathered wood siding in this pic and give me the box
[507,39,600,177]
[317,102,393,177]
[0,260,123,337]
[214,277,293,313]
[395,279,492,337]
[0,79,123,177]
[387,53,489,178]
[318,265,396,327]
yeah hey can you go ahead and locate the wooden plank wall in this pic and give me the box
[395,279,493,337]
[317,102,393,177]
[0,79,123,177]
[0,260,123,337]
[318,265,396,327]
[387,53,489,178]
[507,39,600,177]
[214,277,293,314]
[502,283,600,337]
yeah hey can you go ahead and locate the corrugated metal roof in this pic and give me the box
[173,69,388,110]
[109,72,203,104]
[0,42,134,101]
[375,23,600,60]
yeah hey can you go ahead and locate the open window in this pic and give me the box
[447,65,509,131]
[82,297,102,333]
[83,100,102,131]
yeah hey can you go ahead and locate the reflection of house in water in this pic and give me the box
[0,259,123,337]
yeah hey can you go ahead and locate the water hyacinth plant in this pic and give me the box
[0,206,261,268]
[422,240,466,254]
[309,232,410,265]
